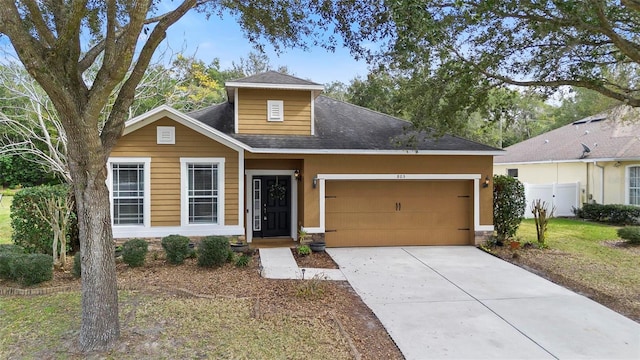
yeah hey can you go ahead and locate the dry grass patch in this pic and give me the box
[1,291,353,359]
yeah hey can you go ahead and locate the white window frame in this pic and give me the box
[107,157,151,228]
[625,165,640,206]
[180,157,225,226]
[267,100,284,122]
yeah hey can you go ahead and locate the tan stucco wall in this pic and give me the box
[111,117,240,226]
[247,153,494,230]
[237,88,312,135]
[494,161,640,205]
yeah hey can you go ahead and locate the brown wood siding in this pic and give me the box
[111,117,239,226]
[297,154,494,229]
[237,89,311,135]
[325,180,472,246]
[245,153,494,237]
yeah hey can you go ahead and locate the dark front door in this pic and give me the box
[255,176,291,237]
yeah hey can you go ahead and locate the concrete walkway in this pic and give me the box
[258,247,345,280]
[328,246,640,360]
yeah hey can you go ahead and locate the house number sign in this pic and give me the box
[396,174,406,179]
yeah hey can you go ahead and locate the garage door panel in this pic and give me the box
[325,229,471,246]
[325,180,473,247]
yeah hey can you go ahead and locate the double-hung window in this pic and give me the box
[628,166,640,206]
[109,158,150,226]
[181,158,225,225]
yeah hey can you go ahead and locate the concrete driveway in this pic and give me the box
[327,247,640,360]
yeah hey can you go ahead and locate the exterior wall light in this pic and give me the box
[312,177,318,188]
[294,170,301,181]
[483,176,490,188]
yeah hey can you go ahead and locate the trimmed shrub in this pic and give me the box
[161,235,191,265]
[72,252,82,278]
[493,175,526,243]
[235,254,251,268]
[0,245,25,278]
[618,227,640,244]
[0,244,25,254]
[197,236,231,268]
[9,254,53,286]
[575,204,640,225]
[122,238,148,267]
[11,184,79,254]
[297,245,311,256]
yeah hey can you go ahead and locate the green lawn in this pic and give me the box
[0,291,352,359]
[509,218,640,320]
[0,196,12,244]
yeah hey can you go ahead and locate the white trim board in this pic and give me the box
[113,225,244,239]
[244,170,299,244]
[107,157,151,229]
[302,173,494,236]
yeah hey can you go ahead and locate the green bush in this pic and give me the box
[72,252,81,278]
[197,236,231,268]
[161,235,191,265]
[0,154,60,188]
[235,254,251,268]
[122,238,148,267]
[297,245,311,256]
[617,227,640,244]
[8,254,53,286]
[10,184,79,254]
[0,244,25,254]
[0,245,25,278]
[493,175,526,243]
[575,204,640,225]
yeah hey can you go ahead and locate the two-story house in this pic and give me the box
[108,71,500,246]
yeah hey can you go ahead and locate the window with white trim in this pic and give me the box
[267,100,284,122]
[181,158,225,225]
[507,168,518,178]
[111,163,145,225]
[628,166,640,206]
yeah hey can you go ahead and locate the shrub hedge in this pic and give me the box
[197,236,230,268]
[10,184,79,254]
[493,175,526,242]
[1,253,53,286]
[122,238,148,267]
[574,203,640,225]
[0,245,26,278]
[617,227,640,244]
[161,235,191,265]
[72,252,82,278]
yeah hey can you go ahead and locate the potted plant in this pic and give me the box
[230,236,249,253]
[309,240,326,253]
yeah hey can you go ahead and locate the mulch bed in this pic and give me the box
[0,250,402,359]
[291,248,339,269]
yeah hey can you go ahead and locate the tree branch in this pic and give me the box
[22,0,56,46]
[100,0,196,155]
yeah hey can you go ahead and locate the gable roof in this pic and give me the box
[225,71,324,102]
[189,95,501,154]
[229,71,321,86]
[496,106,640,164]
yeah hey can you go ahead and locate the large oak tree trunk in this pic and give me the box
[66,124,120,351]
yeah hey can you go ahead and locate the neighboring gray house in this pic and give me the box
[494,107,640,216]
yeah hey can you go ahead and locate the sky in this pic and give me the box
[162,9,371,85]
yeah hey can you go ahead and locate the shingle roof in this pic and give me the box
[496,106,640,163]
[228,71,321,86]
[189,95,499,152]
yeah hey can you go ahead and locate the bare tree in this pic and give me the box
[33,191,75,267]
[0,62,70,182]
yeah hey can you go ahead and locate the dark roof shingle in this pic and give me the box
[228,71,321,86]
[189,95,499,152]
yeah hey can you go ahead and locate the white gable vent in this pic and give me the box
[267,100,284,122]
[157,126,175,144]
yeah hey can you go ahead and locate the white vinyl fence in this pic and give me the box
[523,182,580,218]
